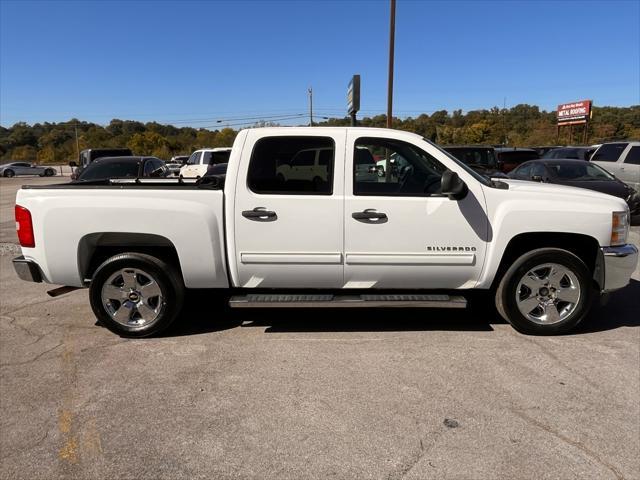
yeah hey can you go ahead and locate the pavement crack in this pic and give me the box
[0,342,63,368]
[510,331,600,389]
[386,429,444,480]
[510,408,625,480]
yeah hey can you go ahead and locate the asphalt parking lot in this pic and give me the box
[1,176,638,480]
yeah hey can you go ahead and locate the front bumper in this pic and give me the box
[598,244,638,292]
[12,256,42,283]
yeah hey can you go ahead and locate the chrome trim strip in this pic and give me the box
[240,253,343,264]
[345,253,475,265]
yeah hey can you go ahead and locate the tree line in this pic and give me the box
[1,104,638,163]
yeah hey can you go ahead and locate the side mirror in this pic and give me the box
[531,175,544,182]
[68,161,77,167]
[441,170,468,200]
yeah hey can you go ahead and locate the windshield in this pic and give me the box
[78,161,139,181]
[547,162,615,181]
[423,138,492,186]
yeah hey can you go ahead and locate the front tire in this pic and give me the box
[495,248,593,335]
[4,169,15,178]
[89,253,184,337]
[45,168,55,176]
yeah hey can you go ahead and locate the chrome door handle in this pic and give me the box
[352,210,388,222]
[242,207,277,221]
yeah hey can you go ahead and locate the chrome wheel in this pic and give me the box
[515,263,581,325]
[101,268,164,327]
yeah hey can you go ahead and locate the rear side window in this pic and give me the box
[203,150,231,166]
[591,143,627,162]
[248,136,334,195]
[624,146,640,165]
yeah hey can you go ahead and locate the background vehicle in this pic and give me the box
[375,152,410,179]
[509,159,640,216]
[532,146,562,157]
[494,147,539,173]
[205,163,228,176]
[13,127,637,339]
[165,156,188,176]
[70,148,132,179]
[180,148,232,178]
[590,141,640,191]
[443,146,507,177]
[542,147,596,160]
[275,145,334,189]
[74,156,169,182]
[0,162,56,177]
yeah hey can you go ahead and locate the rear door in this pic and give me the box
[343,133,488,289]
[232,131,345,288]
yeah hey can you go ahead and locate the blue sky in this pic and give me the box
[1,0,638,128]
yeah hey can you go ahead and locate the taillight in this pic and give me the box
[15,205,35,248]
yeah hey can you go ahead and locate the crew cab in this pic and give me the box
[13,127,638,337]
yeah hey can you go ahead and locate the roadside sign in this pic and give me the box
[557,100,592,125]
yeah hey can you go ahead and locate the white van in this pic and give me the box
[180,148,232,178]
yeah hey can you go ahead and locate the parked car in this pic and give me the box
[275,146,334,189]
[13,127,637,338]
[165,156,189,176]
[532,146,562,157]
[180,148,232,178]
[205,163,228,176]
[494,147,539,173]
[0,162,56,177]
[542,147,596,160]
[443,146,507,178]
[590,141,640,191]
[70,148,133,179]
[509,159,640,216]
[375,152,411,179]
[74,156,169,182]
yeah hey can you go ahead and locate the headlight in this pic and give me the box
[611,211,630,246]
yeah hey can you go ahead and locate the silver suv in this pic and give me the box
[590,141,640,190]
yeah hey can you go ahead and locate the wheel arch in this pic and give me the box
[490,232,601,291]
[78,232,183,285]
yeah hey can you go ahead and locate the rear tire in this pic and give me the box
[495,248,593,335]
[4,169,15,178]
[45,168,55,176]
[89,253,184,337]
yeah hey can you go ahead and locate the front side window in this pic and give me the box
[513,163,533,179]
[530,163,547,178]
[248,136,334,195]
[186,152,201,165]
[354,138,446,196]
[591,143,627,162]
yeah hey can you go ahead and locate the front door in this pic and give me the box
[233,132,345,288]
[343,133,489,289]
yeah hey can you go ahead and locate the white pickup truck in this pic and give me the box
[13,127,638,337]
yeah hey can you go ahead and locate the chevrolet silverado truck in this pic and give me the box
[13,127,638,337]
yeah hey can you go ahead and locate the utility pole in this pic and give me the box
[308,87,314,126]
[74,124,80,160]
[386,0,396,129]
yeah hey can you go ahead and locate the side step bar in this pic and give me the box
[228,294,467,309]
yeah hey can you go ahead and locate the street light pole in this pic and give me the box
[386,0,396,129]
